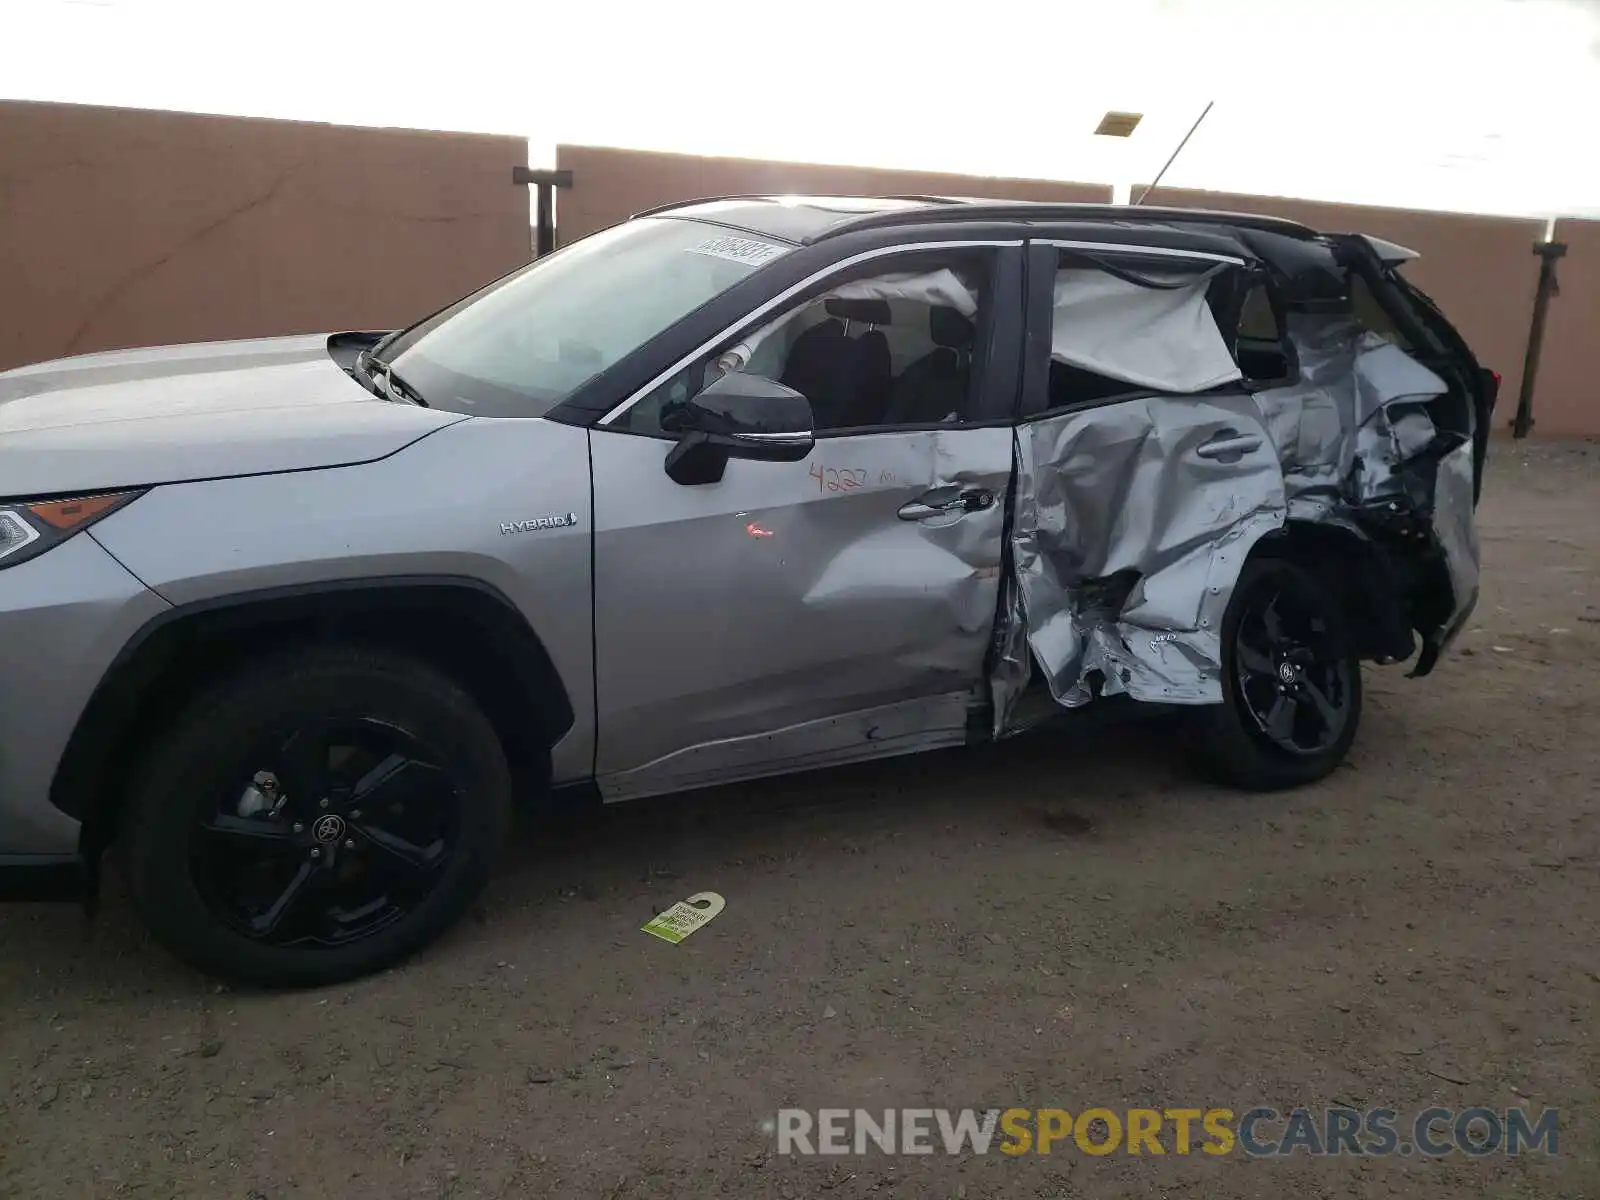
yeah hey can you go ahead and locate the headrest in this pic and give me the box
[930,306,974,349]
[824,297,892,325]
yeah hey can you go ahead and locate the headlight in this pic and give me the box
[0,491,145,569]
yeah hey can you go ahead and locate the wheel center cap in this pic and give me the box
[312,813,347,844]
[1277,661,1299,685]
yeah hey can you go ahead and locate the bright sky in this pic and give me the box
[7,0,1600,217]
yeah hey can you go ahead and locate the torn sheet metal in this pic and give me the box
[997,310,1479,731]
[987,566,1033,735]
[1004,395,1285,716]
[1431,438,1481,641]
[1252,316,1451,514]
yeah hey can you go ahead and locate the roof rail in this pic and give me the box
[814,201,1321,241]
[623,193,1323,241]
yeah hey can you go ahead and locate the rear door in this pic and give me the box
[1002,239,1287,720]
[588,241,1024,800]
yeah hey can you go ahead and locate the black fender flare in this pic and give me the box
[51,575,576,838]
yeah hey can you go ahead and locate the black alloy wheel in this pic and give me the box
[124,647,515,988]
[1190,556,1364,790]
[191,718,462,948]
[1231,579,1355,756]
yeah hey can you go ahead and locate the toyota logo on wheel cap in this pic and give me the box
[313,814,347,844]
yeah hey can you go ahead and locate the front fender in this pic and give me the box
[87,417,597,781]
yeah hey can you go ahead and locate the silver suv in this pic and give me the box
[0,197,1494,986]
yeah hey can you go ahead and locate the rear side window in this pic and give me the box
[1043,254,1243,410]
[1349,274,1415,350]
[1232,282,1296,387]
[1238,284,1279,339]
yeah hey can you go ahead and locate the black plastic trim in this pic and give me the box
[49,575,576,824]
[980,245,1026,425]
[819,203,1320,242]
[1018,242,1058,420]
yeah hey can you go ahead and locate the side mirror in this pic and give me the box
[663,373,816,485]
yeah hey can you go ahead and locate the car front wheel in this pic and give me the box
[123,646,513,988]
[1190,556,1363,791]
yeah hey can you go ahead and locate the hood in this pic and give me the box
[0,334,468,498]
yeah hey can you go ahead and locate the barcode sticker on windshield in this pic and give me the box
[688,235,787,267]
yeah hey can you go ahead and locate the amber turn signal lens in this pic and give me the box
[27,493,132,530]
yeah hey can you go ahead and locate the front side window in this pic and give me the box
[378,219,794,417]
[615,250,994,437]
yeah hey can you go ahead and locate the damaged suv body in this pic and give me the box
[0,197,1493,986]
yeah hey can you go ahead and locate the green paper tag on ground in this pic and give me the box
[642,892,726,944]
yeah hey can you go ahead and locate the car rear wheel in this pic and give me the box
[1189,556,1363,791]
[123,646,513,988]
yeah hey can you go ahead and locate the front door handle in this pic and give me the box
[1196,429,1263,463]
[898,488,996,521]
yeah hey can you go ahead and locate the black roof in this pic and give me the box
[631,194,1322,245]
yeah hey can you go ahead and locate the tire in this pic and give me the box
[123,646,513,988]
[1188,556,1363,791]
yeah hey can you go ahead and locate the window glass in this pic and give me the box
[1349,274,1414,349]
[1233,281,1296,385]
[377,218,792,418]
[1238,284,1281,340]
[615,255,991,436]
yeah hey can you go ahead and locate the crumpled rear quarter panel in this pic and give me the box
[997,316,1479,729]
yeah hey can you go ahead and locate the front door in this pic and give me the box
[588,244,1022,800]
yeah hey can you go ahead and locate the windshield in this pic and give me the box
[378,218,793,417]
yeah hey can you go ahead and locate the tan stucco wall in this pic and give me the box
[0,101,531,371]
[3,112,1592,439]
[1538,220,1600,438]
[553,145,1112,244]
[1145,188,1546,422]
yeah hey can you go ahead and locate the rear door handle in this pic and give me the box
[898,488,996,521]
[1196,429,1263,463]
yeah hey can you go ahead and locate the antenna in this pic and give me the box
[1135,101,1215,206]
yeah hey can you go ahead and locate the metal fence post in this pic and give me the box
[512,167,574,259]
[1511,238,1567,439]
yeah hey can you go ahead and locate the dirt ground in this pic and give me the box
[2,440,1597,1200]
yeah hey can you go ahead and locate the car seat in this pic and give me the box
[779,298,893,431]
[882,306,973,424]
